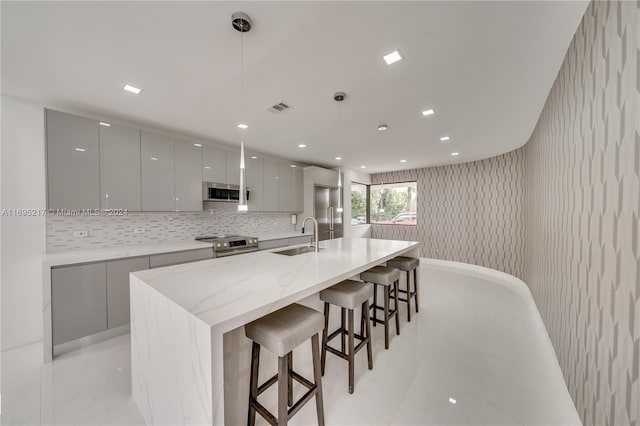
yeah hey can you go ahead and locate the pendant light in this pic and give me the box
[232,12,252,212]
[334,92,346,213]
[377,124,388,213]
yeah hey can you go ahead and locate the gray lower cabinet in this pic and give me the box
[46,109,100,210]
[106,256,150,329]
[141,131,175,211]
[149,248,213,268]
[51,262,107,345]
[288,235,312,246]
[99,123,141,210]
[258,239,289,250]
[174,141,202,211]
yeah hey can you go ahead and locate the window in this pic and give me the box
[350,182,368,225]
[370,181,417,225]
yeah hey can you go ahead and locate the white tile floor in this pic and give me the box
[1,265,581,425]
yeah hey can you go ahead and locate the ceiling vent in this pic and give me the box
[268,101,291,113]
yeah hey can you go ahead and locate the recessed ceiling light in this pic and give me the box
[298,144,307,148]
[74,147,86,152]
[383,50,402,65]
[237,123,248,129]
[290,164,297,168]
[449,397,457,404]
[422,109,435,116]
[377,124,388,131]
[204,166,211,169]
[99,122,111,127]
[335,156,342,160]
[400,159,407,163]
[451,152,459,156]
[193,143,202,147]
[250,156,258,159]
[440,136,451,141]
[123,84,142,94]
[150,157,158,161]
[360,165,367,169]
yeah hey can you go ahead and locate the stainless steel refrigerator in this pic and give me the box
[314,185,343,241]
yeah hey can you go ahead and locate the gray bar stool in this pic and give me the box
[386,256,420,322]
[319,280,373,394]
[245,303,325,426]
[360,266,401,349]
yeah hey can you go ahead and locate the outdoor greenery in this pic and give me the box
[350,182,417,224]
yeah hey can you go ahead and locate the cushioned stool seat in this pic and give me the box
[245,303,325,425]
[319,280,373,394]
[245,303,324,357]
[320,279,372,309]
[360,265,400,286]
[387,256,420,322]
[360,265,401,349]
[387,256,419,271]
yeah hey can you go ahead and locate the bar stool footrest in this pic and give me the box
[253,369,319,425]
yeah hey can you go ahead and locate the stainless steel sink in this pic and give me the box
[274,246,321,256]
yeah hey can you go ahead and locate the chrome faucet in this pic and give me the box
[301,216,319,252]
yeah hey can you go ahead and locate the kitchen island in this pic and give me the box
[130,237,420,425]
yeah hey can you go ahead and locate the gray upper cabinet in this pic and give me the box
[141,131,175,211]
[310,166,339,188]
[99,124,141,210]
[51,262,107,345]
[292,166,304,212]
[202,145,226,183]
[263,157,279,211]
[278,161,294,212]
[246,155,264,211]
[106,256,149,329]
[174,141,202,211]
[226,150,241,186]
[46,109,100,210]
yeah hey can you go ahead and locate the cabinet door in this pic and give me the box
[263,158,279,211]
[106,256,149,329]
[51,262,107,345]
[246,155,264,211]
[141,131,175,211]
[174,141,202,211]
[99,124,141,210]
[292,166,304,212]
[46,109,100,209]
[311,166,339,187]
[278,161,294,212]
[149,248,213,268]
[225,150,241,185]
[202,146,226,183]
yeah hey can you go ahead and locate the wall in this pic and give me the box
[524,1,639,425]
[371,148,526,278]
[1,95,47,350]
[47,203,297,252]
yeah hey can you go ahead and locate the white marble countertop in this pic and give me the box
[43,240,213,267]
[132,237,420,333]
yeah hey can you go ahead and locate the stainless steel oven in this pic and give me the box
[195,235,259,258]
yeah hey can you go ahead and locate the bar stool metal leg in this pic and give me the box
[406,271,412,322]
[321,303,329,375]
[311,334,325,426]
[364,301,373,369]
[414,268,419,313]
[278,355,288,425]
[248,342,260,426]
[394,279,400,335]
[383,285,390,349]
[372,284,378,327]
[287,352,293,407]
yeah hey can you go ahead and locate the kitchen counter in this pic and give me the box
[130,237,420,425]
[43,240,213,267]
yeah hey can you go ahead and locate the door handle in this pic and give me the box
[329,207,334,230]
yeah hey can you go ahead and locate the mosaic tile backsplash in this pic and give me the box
[46,202,297,252]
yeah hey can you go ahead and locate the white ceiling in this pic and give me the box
[1,1,587,173]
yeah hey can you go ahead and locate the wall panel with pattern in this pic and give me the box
[371,148,526,279]
[524,1,639,425]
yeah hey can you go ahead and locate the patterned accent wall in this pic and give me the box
[371,148,525,278]
[524,1,639,425]
[46,202,296,251]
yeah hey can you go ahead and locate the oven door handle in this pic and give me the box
[214,247,259,258]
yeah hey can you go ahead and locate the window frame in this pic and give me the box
[368,180,418,226]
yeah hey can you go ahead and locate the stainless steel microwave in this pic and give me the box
[202,182,250,202]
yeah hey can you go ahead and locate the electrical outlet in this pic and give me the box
[134,227,146,234]
[73,230,88,238]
